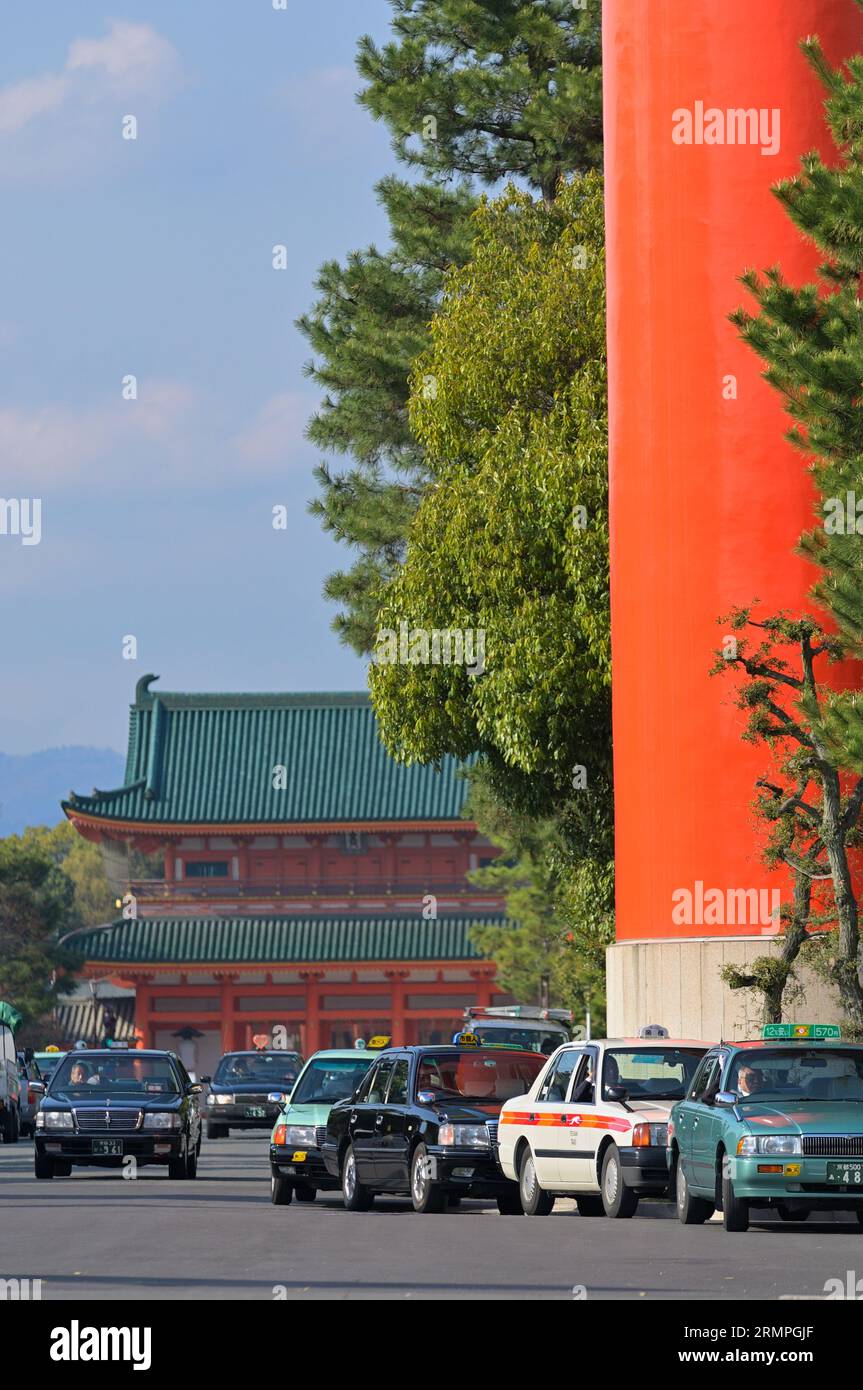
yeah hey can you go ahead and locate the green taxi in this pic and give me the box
[268,1040,386,1205]
[668,1024,863,1232]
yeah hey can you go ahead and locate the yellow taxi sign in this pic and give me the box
[454,1030,480,1047]
[44,1045,60,1053]
[366,1035,391,1051]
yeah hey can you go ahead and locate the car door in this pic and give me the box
[556,1047,603,1186]
[527,1047,586,1187]
[376,1055,412,1188]
[680,1053,722,1193]
[351,1057,395,1184]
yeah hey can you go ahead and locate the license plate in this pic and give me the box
[245,1106,266,1118]
[827,1161,863,1185]
[92,1139,122,1156]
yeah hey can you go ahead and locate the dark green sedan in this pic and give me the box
[667,1024,863,1231]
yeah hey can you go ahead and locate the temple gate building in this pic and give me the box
[64,677,509,1076]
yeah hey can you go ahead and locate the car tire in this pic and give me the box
[575,1195,605,1217]
[777,1203,810,1222]
[186,1143,198,1180]
[206,1123,228,1140]
[168,1145,191,1180]
[34,1152,54,1180]
[674,1156,713,1225]
[601,1145,639,1218]
[721,1167,749,1232]
[496,1191,523,1215]
[294,1185,316,1203]
[54,1160,72,1177]
[518,1145,554,1216]
[271,1169,293,1205]
[410,1142,446,1213]
[342,1143,374,1212]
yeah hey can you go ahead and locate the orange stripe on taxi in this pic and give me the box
[500,1112,630,1133]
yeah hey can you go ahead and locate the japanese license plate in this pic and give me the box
[92,1139,122,1156]
[245,1106,266,1118]
[827,1161,863,1185]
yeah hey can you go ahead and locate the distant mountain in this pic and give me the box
[0,747,126,836]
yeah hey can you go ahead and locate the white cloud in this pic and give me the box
[0,21,182,178]
[233,391,310,466]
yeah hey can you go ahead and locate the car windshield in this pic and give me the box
[36,1054,66,1082]
[471,1025,569,1055]
[603,1048,705,1101]
[728,1048,863,1102]
[49,1055,181,1098]
[417,1050,544,1103]
[290,1057,373,1105]
[213,1052,302,1084]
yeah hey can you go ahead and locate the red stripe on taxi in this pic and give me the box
[499,1112,631,1133]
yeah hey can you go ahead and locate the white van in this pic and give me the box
[0,1015,21,1143]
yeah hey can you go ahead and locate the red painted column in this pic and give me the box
[605,0,863,944]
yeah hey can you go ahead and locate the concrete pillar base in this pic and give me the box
[606,938,840,1041]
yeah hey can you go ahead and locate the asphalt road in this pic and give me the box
[3,1134,863,1300]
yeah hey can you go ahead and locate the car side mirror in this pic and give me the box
[417,1090,436,1105]
[187,1083,203,1094]
[29,1081,46,1097]
[714,1090,737,1106]
[604,1084,628,1103]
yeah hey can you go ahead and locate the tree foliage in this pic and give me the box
[0,835,79,1029]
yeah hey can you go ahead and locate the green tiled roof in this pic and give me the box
[69,915,508,965]
[63,677,470,826]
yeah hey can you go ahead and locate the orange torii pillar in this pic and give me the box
[603,0,863,1037]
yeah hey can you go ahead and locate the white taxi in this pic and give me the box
[497,1029,708,1216]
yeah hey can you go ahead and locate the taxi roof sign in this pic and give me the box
[366,1035,391,1051]
[761,1023,841,1041]
[454,1030,480,1047]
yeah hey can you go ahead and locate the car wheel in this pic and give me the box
[674,1156,713,1225]
[777,1203,810,1222]
[410,1142,446,1213]
[601,1145,639,1218]
[575,1195,605,1217]
[342,1143,373,1212]
[34,1152,54,1180]
[857,1209,863,1226]
[496,1191,523,1215]
[54,1160,72,1177]
[294,1185,316,1203]
[271,1169,293,1205]
[721,1167,749,1232]
[186,1143,198,1180]
[168,1146,190,1179]
[206,1123,228,1140]
[518,1145,554,1216]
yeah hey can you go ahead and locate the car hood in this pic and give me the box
[212,1080,295,1094]
[432,1100,505,1123]
[628,1100,676,1121]
[738,1101,863,1134]
[281,1102,333,1126]
[44,1095,182,1111]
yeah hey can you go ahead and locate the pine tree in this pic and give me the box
[300,0,603,652]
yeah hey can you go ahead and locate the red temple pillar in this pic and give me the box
[604,0,863,1034]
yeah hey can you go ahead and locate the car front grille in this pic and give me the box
[486,1120,499,1148]
[802,1134,863,1157]
[236,1095,274,1107]
[315,1126,327,1150]
[74,1109,142,1132]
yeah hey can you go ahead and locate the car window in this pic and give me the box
[538,1049,582,1102]
[688,1055,720,1101]
[386,1059,410,1105]
[603,1047,705,1101]
[291,1057,374,1105]
[367,1059,396,1104]
[728,1048,863,1101]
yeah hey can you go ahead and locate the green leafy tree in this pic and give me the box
[302,0,603,651]
[16,821,114,927]
[370,172,611,977]
[0,836,79,1031]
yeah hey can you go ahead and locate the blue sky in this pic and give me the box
[0,2,401,755]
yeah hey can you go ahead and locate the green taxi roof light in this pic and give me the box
[761,1023,841,1041]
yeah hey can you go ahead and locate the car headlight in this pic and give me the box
[438,1123,490,1148]
[632,1122,668,1147]
[213,1093,233,1105]
[36,1111,73,1130]
[143,1113,181,1129]
[283,1125,317,1147]
[737,1134,801,1156]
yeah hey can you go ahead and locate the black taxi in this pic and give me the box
[321,1038,546,1213]
[34,1046,202,1180]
